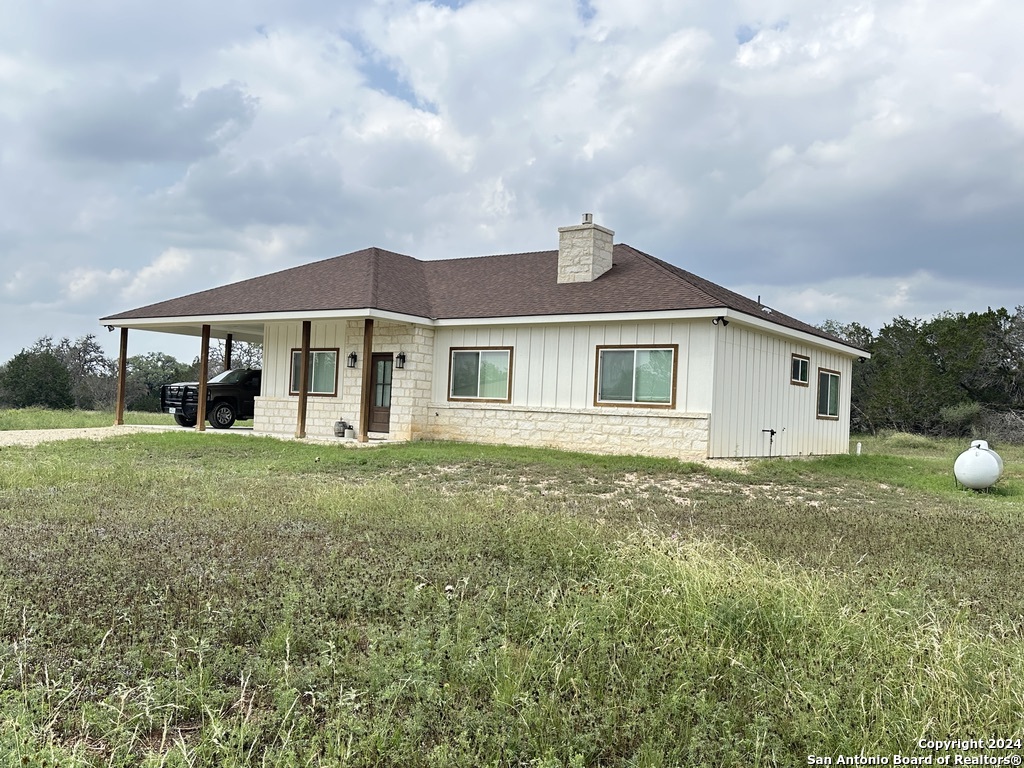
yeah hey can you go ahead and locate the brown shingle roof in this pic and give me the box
[102,243,852,348]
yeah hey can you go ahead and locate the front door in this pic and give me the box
[368,353,393,433]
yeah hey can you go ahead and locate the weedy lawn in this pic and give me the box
[0,432,1022,767]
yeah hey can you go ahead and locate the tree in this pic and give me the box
[0,350,75,409]
[125,352,196,412]
[818,319,873,350]
[197,340,263,378]
[819,320,876,433]
[837,309,1024,437]
[28,334,116,409]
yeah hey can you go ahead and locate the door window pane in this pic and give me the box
[374,359,392,407]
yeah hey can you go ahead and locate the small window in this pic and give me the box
[290,348,339,396]
[791,354,810,386]
[595,346,677,407]
[448,347,512,402]
[817,368,840,419]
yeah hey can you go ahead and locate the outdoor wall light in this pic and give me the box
[712,316,729,326]
[396,352,406,369]
[347,352,358,368]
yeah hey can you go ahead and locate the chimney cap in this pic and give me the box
[582,213,593,224]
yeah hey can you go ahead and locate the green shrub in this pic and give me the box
[939,401,983,436]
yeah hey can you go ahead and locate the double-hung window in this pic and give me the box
[448,347,512,402]
[817,368,840,419]
[290,348,339,396]
[595,345,677,407]
[791,354,810,386]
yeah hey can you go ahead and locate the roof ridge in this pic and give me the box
[424,248,556,266]
[368,247,381,306]
[617,244,724,306]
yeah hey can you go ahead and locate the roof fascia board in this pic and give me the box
[102,307,434,330]
[720,310,870,358]
[433,309,721,327]
[438,309,868,357]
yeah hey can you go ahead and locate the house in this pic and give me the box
[100,215,867,459]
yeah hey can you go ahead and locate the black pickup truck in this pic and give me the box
[160,368,262,429]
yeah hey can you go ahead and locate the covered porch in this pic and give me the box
[105,312,434,442]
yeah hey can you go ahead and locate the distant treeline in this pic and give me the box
[4,309,1024,442]
[0,335,262,412]
[820,306,1024,441]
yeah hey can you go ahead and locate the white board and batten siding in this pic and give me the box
[262,320,351,400]
[431,320,716,414]
[710,324,852,458]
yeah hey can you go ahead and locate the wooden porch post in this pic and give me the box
[295,321,311,438]
[196,324,210,432]
[114,327,128,426]
[224,333,233,370]
[358,319,374,443]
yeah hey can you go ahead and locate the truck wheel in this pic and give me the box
[174,413,197,428]
[209,402,236,429]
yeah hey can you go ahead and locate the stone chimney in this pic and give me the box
[557,213,614,284]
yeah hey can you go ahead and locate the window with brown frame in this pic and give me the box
[448,347,513,402]
[791,354,810,386]
[594,345,678,408]
[817,368,840,419]
[289,348,339,396]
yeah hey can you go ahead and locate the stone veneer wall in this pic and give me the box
[556,220,614,283]
[254,320,434,441]
[423,403,709,460]
[254,396,345,439]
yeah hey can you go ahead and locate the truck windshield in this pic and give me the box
[209,369,252,385]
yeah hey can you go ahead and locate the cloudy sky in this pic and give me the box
[1,0,1021,364]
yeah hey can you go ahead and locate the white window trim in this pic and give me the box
[791,354,810,386]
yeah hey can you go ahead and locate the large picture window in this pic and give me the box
[817,368,840,419]
[290,348,339,396]
[448,347,512,402]
[595,345,677,407]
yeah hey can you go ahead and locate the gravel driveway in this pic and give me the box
[0,424,178,448]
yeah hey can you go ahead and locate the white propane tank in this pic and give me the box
[954,441,1003,490]
[970,440,1003,474]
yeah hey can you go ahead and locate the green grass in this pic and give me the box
[0,407,173,430]
[1,433,1022,766]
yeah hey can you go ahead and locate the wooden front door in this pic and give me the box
[368,353,393,433]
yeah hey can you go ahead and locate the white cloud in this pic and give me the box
[1,0,1023,364]
[62,267,132,303]
[122,249,196,302]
